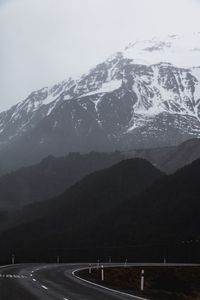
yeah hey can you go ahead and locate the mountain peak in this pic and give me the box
[0,32,200,172]
[123,33,200,68]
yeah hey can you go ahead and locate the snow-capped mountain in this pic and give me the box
[0,33,200,172]
[124,32,200,67]
[0,78,75,147]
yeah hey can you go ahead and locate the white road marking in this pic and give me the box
[72,268,149,300]
[0,274,27,279]
[41,285,48,290]
[33,278,36,282]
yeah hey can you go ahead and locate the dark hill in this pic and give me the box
[125,138,200,174]
[2,157,200,263]
[0,138,200,213]
[0,151,123,211]
[87,157,200,262]
[0,158,163,263]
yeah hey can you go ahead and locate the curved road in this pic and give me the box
[0,263,146,300]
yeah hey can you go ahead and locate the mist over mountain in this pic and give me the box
[0,151,123,211]
[1,156,200,263]
[0,158,164,262]
[0,33,200,172]
[0,137,200,214]
[0,33,200,264]
[1,2,200,299]
[125,138,200,174]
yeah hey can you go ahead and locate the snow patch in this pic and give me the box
[124,33,200,68]
[78,80,122,98]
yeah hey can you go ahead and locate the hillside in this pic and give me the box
[125,138,200,173]
[0,151,123,210]
[0,158,164,263]
[0,137,200,213]
[1,157,200,262]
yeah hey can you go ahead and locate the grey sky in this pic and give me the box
[0,0,200,111]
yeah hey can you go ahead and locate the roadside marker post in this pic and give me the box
[124,258,127,267]
[141,269,144,291]
[97,259,100,269]
[12,254,15,265]
[89,264,92,274]
[57,256,60,264]
[109,256,112,264]
[101,265,104,281]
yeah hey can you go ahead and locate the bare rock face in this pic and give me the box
[0,34,200,172]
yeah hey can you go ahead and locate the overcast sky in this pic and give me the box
[0,0,200,111]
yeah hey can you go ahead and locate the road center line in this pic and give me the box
[41,285,48,290]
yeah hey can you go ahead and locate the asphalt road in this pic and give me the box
[0,263,147,300]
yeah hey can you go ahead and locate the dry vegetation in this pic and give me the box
[78,266,200,300]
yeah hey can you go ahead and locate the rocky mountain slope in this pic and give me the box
[0,33,200,172]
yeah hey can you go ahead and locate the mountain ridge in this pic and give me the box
[0,33,200,171]
[1,155,200,262]
[0,158,164,262]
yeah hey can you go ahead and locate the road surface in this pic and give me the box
[0,263,147,300]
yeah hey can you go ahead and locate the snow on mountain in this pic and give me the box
[78,80,122,98]
[0,33,200,172]
[124,33,200,68]
[0,78,75,146]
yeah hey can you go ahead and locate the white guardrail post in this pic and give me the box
[101,265,104,281]
[89,263,92,274]
[141,269,144,291]
[97,259,100,269]
[124,258,127,267]
[12,254,15,265]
